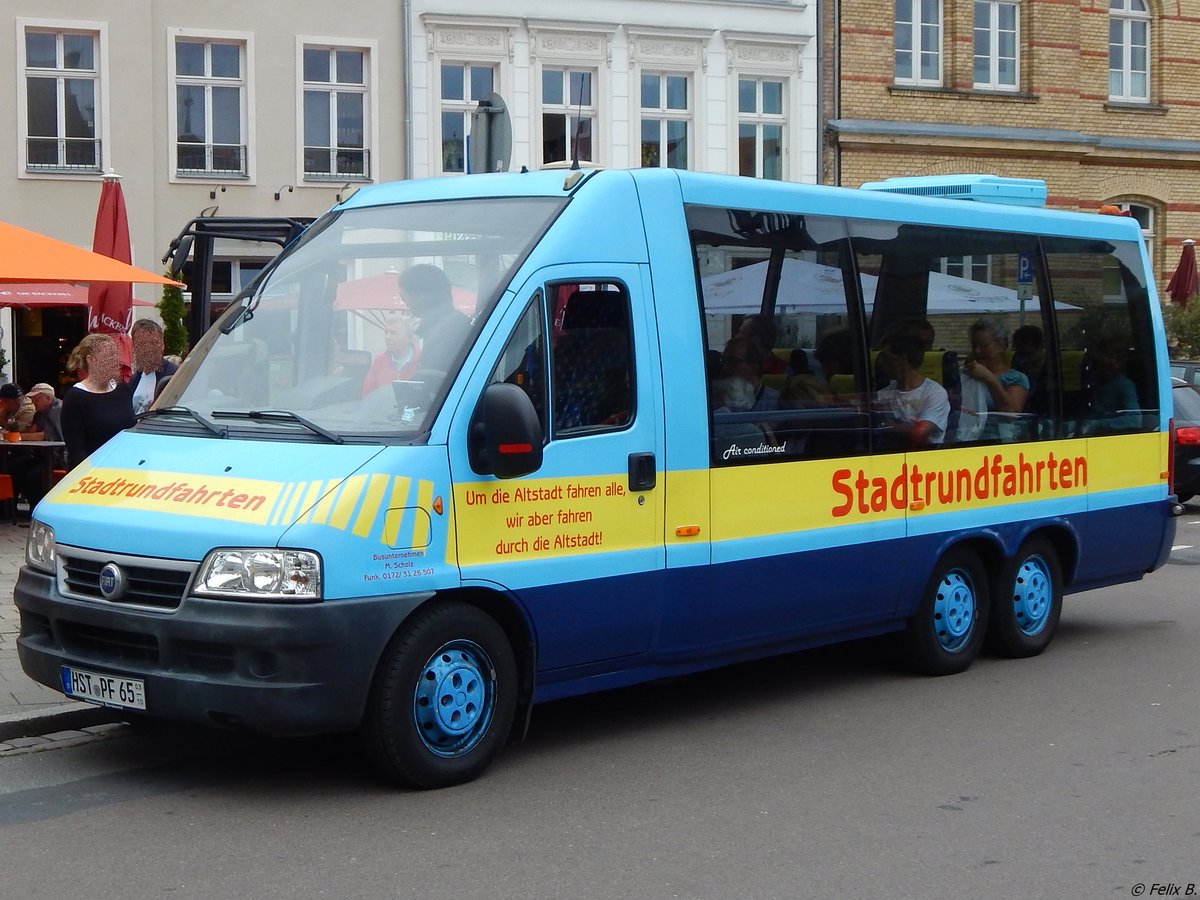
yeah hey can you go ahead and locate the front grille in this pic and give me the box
[60,553,193,610]
[61,622,159,665]
[175,639,237,674]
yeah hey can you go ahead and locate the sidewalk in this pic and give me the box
[0,518,123,742]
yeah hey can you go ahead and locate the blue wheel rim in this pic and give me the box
[1012,554,1053,637]
[413,639,496,759]
[934,567,976,653]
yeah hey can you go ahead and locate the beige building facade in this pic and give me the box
[1,0,817,386]
[823,0,1200,294]
[1,0,407,384]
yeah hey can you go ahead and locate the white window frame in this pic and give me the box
[296,37,378,184]
[1109,0,1150,103]
[167,28,255,184]
[1123,201,1156,286]
[539,65,600,167]
[973,1,1020,91]
[530,26,612,168]
[421,19,513,180]
[727,36,801,181]
[16,18,109,180]
[736,76,787,180]
[895,0,943,87]
[637,72,693,169]
[942,255,992,283]
[628,30,705,173]
[437,61,499,174]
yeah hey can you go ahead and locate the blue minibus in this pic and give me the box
[16,169,1176,787]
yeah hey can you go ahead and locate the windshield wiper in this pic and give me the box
[138,406,228,438]
[212,409,345,444]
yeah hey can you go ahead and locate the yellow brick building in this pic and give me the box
[823,0,1200,291]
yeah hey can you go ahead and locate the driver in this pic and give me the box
[397,265,472,374]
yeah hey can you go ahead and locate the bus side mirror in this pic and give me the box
[470,383,543,478]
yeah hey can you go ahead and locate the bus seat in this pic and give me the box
[553,327,632,430]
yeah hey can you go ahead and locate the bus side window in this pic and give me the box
[487,296,549,437]
[550,283,634,435]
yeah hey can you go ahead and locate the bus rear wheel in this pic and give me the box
[361,601,517,790]
[902,548,989,676]
[987,537,1062,658]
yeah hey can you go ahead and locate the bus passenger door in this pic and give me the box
[449,265,665,674]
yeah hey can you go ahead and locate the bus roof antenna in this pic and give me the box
[569,73,588,171]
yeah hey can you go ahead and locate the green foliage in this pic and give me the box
[1164,300,1200,360]
[158,273,188,358]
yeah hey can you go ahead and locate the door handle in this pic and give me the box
[628,452,656,492]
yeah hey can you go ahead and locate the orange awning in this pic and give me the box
[0,219,181,286]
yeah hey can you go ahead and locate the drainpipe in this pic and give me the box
[402,0,413,181]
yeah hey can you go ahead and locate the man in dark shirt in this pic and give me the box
[398,265,473,374]
[8,383,65,511]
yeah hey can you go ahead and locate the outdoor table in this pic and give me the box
[0,439,67,494]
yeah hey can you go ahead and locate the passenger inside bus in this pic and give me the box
[720,336,780,412]
[1089,334,1141,432]
[874,330,951,449]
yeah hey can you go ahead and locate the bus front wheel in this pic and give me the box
[902,548,989,676]
[361,601,517,790]
[987,537,1062,658]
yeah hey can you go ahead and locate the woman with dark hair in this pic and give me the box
[61,333,135,469]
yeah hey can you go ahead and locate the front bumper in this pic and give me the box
[15,566,428,736]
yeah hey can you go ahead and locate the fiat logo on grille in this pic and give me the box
[98,563,127,600]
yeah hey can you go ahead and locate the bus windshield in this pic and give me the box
[157,196,566,439]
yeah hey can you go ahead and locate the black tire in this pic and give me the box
[901,547,989,676]
[361,601,517,789]
[987,536,1063,658]
[1178,491,1194,503]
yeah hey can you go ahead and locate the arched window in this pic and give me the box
[1109,0,1150,103]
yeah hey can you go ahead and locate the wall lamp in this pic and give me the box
[274,184,294,201]
[336,182,360,203]
[209,184,227,200]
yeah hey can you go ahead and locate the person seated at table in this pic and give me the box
[0,383,35,435]
[8,383,64,511]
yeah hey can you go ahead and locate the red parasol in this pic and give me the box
[86,171,135,335]
[334,271,476,328]
[1167,240,1199,308]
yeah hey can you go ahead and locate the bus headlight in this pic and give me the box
[194,549,322,601]
[25,521,56,574]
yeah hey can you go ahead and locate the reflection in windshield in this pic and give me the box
[156,196,565,437]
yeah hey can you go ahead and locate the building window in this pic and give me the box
[942,255,991,283]
[895,0,942,86]
[1116,201,1155,262]
[303,46,369,180]
[737,78,784,180]
[1109,0,1149,102]
[542,67,595,165]
[23,27,101,172]
[974,1,1019,90]
[640,72,690,169]
[174,37,247,176]
[440,63,494,174]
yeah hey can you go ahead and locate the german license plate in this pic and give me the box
[60,665,146,711]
